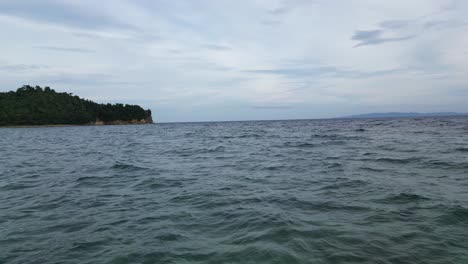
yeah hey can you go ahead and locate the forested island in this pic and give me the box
[0,85,153,126]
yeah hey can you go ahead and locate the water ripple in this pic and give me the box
[1,117,468,263]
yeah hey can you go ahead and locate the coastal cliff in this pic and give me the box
[0,85,153,126]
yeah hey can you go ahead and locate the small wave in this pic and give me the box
[157,233,184,241]
[455,147,468,152]
[74,176,104,188]
[208,146,226,152]
[283,142,315,148]
[316,201,370,212]
[374,193,430,204]
[47,221,94,233]
[262,165,288,171]
[326,252,366,263]
[423,160,468,169]
[273,196,370,212]
[375,157,421,164]
[325,162,343,169]
[312,134,340,139]
[0,183,37,191]
[111,162,148,171]
[124,142,141,148]
[76,176,98,182]
[238,134,261,139]
[369,121,385,125]
[174,146,226,154]
[319,140,347,146]
[132,178,183,190]
[70,239,110,252]
[360,166,385,172]
[321,179,369,190]
[312,134,365,141]
[437,205,468,225]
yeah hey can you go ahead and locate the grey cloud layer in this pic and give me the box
[0,0,467,121]
[0,1,134,30]
[246,66,406,79]
[351,10,466,48]
[0,64,48,72]
[34,46,95,53]
[352,30,414,47]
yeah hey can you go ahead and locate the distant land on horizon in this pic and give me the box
[341,112,468,119]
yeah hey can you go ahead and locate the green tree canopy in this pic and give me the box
[0,85,152,126]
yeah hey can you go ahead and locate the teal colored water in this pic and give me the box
[1,117,468,263]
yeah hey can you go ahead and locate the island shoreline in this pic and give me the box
[0,123,154,128]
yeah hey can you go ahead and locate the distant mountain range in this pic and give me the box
[341,112,468,119]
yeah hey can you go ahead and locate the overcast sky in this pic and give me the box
[1,0,467,122]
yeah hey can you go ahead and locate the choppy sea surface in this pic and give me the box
[1,117,468,264]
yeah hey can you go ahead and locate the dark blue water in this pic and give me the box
[1,117,468,264]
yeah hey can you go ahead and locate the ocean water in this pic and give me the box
[1,117,468,264]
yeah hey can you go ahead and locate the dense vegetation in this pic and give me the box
[0,85,152,126]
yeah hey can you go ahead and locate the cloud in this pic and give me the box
[423,19,463,29]
[202,44,231,51]
[267,0,313,16]
[379,20,410,29]
[0,64,48,72]
[0,1,135,30]
[41,72,152,88]
[34,46,95,53]
[351,29,414,47]
[269,7,290,15]
[245,65,406,79]
[253,105,292,110]
[351,11,467,48]
[261,19,282,26]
